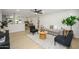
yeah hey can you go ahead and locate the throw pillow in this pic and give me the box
[63,30,69,37]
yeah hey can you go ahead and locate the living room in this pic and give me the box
[0,9,79,49]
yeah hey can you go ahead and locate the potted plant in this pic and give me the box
[62,16,79,30]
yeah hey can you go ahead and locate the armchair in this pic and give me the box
[29,25,38,34]
[54,30,73,48]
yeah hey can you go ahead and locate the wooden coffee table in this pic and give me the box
[39,31,47,40]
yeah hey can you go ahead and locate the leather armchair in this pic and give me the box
[54,30,73,48]
[29,25,38,34]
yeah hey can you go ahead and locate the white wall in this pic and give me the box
[0,10,2,21]
[40,10,77,28]
[8,23,25,33]
[72,10,79,38]
[39,10,79,38]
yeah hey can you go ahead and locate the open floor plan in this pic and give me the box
[0,9,79,49]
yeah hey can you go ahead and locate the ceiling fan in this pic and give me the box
[31,9,43,14]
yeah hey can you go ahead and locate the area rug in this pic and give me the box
[27,33,66,49]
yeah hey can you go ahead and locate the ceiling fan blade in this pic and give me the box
[39,10,42,12]
[31,9,43,14]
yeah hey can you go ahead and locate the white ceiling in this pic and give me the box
[1,9,74,17]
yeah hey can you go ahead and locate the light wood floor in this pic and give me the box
[10,31,41,49]
[10,31,79,49]
[71,38,79,49]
